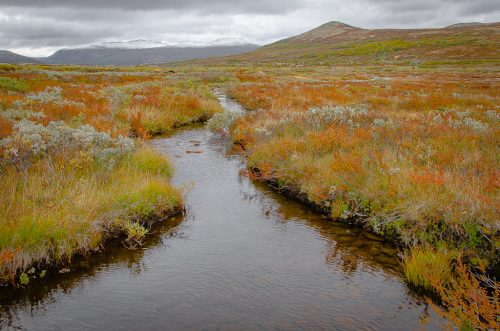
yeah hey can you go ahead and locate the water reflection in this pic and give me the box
[235,150,401,278]
[0,103,443,330]
[0,216,184,329]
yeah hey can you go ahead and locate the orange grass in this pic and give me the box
[0,65,221,284]
[228,66,499,266]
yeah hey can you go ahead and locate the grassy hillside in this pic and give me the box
[188,22,499,66]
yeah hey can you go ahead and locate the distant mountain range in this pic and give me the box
[86,38,255,49]
[0,39,259,66]
[0,50,42,64]
[1,22,497,66]
[41,45,259,66]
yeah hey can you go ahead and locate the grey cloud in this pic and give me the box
[0,0,498,56]
[362,0,499,18]
[355,0,499,27]
[456,0,500,15]
[367,0,443,13]
[0,0,304,14]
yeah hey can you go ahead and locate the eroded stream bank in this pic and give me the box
[0,93,444,330]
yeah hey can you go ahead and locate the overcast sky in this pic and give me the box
[1,0,499,57]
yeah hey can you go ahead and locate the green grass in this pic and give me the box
[130,147,174,177]
[402,247,456,290]
[117,181,181,219]
[335,39,414,56]
[0,77,28,92]
[0,147,183,284]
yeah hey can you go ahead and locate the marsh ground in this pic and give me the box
[0,24,499,329]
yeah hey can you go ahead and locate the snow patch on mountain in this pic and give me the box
[85,38,257,49]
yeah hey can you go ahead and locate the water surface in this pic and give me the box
[0,94,442,330]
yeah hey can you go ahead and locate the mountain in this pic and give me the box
[206,38,255,47]
[0,39,259,66]
[87,38,255,49]
[281,21,360,42]
[0,50,40,64]
[42,44,259,65]
[187,21,500,65]
[3,22,498,66]
[445,22,485,28]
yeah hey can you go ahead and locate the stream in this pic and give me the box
[0,93,443,330]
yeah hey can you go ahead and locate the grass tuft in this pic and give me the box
[402,247,455,290]
[130,147,174,177]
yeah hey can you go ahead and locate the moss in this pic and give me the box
[122,221,149,249]
[19,273,29,285]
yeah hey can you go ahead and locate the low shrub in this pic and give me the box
[0,120,134,171]
[206,111,242,134]
[429,260,499,331]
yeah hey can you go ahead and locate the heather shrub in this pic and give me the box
[206,111,242,133]
[429,260,499,331]
[0,120,134,170]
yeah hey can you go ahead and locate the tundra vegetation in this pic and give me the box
[1,22,499,330]
[0,64,221,285]
[218,65,499,329]
[197,32,499,326]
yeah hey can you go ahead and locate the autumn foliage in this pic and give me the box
[429,259,499,331]
[0,64,221,285]
[228,66,499,267]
